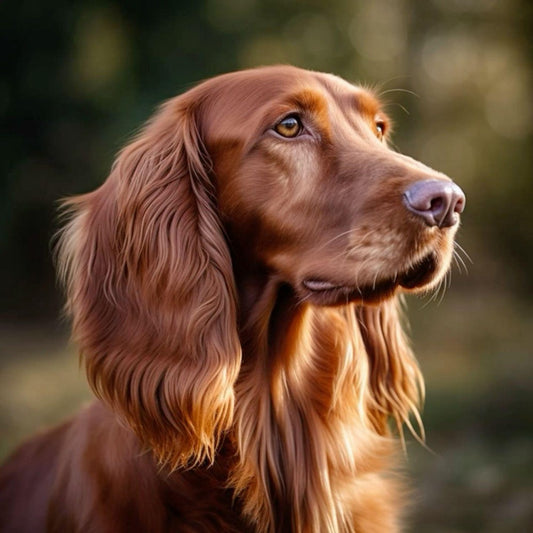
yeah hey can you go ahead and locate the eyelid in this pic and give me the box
[274,111,302,127]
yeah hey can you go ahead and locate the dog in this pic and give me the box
[0,66,465,532]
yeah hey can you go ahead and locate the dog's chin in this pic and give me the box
[301,252,442,306]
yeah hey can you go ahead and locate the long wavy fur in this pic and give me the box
[57,96,242,470]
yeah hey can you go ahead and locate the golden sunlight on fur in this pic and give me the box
[0,66,465,533]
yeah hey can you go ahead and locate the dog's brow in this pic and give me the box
[286,89,328,116]
[315,74,379,117]
[283,88,331,137]
[353,90,382,118]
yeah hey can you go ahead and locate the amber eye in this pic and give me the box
[274,115,303,138]
[375,119,386,140]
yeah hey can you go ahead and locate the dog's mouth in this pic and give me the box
[302,252,438,305]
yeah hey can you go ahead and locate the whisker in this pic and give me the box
[421,273,446,309]
[451,250,462,271]
[454,242,473,264]
[436,272,450,306]
[431,279,444,306]
[453,249,468,274]
[420,289,435,309]
[379,88,420,99]
[430,283,441,305]
[386,102,411,116]
[373,75,411,91]
[315,228,361,254]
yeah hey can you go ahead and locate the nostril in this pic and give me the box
[430,196,444,212]
[453,191,466,214]
[404,179,465,228]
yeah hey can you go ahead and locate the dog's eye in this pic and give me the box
[274,115,303,138]
[375,119,386,140]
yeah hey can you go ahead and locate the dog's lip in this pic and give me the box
[302,252,438,302]
[302,279,344,292]
[398,253,437,289]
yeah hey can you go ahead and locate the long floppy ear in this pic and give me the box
[356,297,424,441]
[57,96,241,469]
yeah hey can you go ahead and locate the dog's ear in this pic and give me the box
[356,298,424,440]
[57,95,241,469]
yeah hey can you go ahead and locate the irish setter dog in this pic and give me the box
[0,66,465,532]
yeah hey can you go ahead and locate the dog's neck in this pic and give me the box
[230,271,396,532]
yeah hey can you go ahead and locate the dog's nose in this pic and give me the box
[403,179,465,228]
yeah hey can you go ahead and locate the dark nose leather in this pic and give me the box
[403,179,465,228]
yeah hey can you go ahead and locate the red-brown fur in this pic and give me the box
[0,66,463,532]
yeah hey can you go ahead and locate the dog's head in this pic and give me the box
[58,66,464,469]
[178,66,465,306]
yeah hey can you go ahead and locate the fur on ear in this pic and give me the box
[356,298,425,440]
[57,96,241,469]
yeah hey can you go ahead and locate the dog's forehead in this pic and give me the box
[196,67,384,143]
[200,66,379,111]
[314,72,382,116]
[241,67,383,118]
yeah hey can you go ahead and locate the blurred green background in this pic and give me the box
[1,0,532,531]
